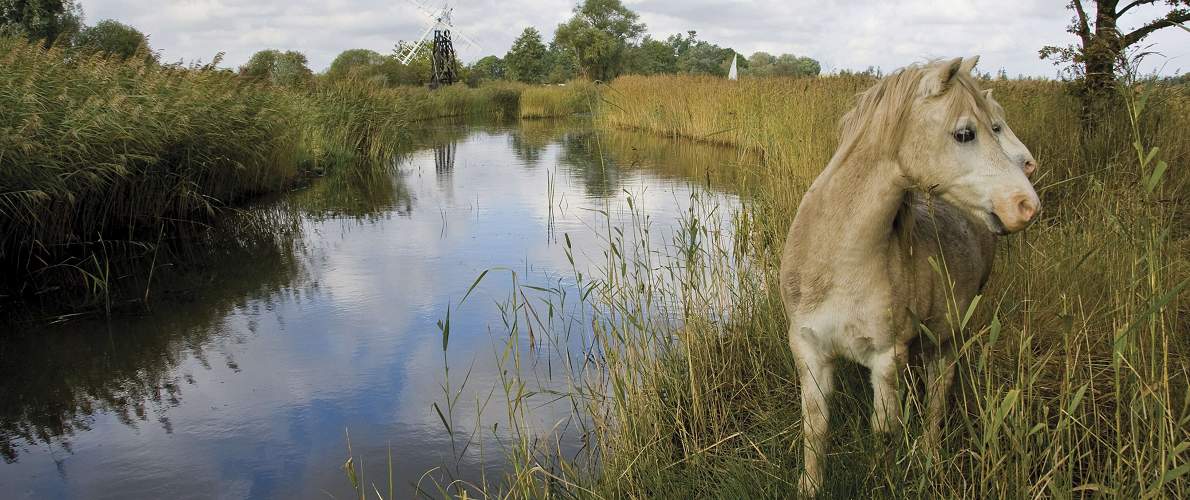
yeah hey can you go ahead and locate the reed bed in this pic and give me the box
[0,38,307,303]
[397,74,1189,498]
[519,81,599,118]
[0,39,576,308]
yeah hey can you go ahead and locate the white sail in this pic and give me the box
[728,54,738,80]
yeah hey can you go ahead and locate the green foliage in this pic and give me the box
[624,35,676,75]
[504,27,550,84]
[553,0,645,80]
[392,41,432,86]
[73,19,154,62]
[325,48,385,82]
[322,47,427,87]
[747,51,820,77]
[470,55,505,81]
[545,41,578,83]
[239,49,313,88]
[0,0,80,46]
[668,31,745,77]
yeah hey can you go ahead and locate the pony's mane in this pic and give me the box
[835,59,995,164]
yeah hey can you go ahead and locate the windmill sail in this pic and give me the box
[728,54,738,80]
[399,0,480,65]
[398,0,482,88]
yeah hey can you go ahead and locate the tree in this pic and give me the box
[624,36,676,75]
[505,27,550,83]
[747,51,777,75]
[373,56,411,86]
[553,0,645,80]
[1040,1,1190,126]
[239,49,314,88]
[797,56,822,76]
[546,41,579,83]
[326,49,386,82]
[320,48,420,87]
[74,19,154,62]
[0,0,81,46]
[270,51,313,87]
[392,41,432,86]
[668,32,745,77]
[471,55,506,81]
[748,52,820,77]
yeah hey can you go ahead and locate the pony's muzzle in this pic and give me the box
[992,190,1040,233]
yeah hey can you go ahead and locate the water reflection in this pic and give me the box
[434,141,457,182]
[290,167,414,222]
[0,119,750,498]
[0,213,308,463]
[508,119,570,168]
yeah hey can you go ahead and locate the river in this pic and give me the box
[0,118,749,499]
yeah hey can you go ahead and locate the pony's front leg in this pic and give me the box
[792,330,834,497]
[924,345,956,451]
[869,344,907,434]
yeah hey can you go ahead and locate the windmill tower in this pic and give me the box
[399,1,479,89]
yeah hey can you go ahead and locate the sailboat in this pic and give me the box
[728,54,738,80]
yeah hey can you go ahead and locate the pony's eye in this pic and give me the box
[992,124,1002,133]
[954,128,976,143]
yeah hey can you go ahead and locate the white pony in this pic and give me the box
[778,56,1040,495]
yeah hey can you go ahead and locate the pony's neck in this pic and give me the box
[804,153,908,259]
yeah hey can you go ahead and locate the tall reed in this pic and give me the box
[519,81,599,119]
[0,38,306,302]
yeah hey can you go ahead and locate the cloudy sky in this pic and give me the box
[81,0,1188,77]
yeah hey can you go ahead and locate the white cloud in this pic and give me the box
[79,0,1188,75]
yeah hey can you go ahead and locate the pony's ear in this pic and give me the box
[959,55,980,75]
[983,88,994,100]
[921,57,963,96]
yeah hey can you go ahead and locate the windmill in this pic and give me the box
[399,1,479,89]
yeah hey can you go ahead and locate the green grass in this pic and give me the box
[384,74,1189,498]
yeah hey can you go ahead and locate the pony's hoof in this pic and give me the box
[798,474,820,498]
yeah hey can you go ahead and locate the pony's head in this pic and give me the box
[839,56,1040,234]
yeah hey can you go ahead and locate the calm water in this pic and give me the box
[0,119,745,499]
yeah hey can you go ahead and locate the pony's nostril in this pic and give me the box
[1017,196,1037,221]
[1023,160,1037,177]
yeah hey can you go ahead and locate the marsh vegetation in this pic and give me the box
[408,71,1188,498]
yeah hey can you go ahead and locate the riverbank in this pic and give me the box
[472,75,1190,497]
[0,38,592,313]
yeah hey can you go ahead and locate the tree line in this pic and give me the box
[481,0,821,84]
[290,0,823,88]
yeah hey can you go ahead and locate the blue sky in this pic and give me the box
[80,0,1188,76]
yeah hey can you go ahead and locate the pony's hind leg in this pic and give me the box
[869,344,907,434]
[792,329,834,497]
